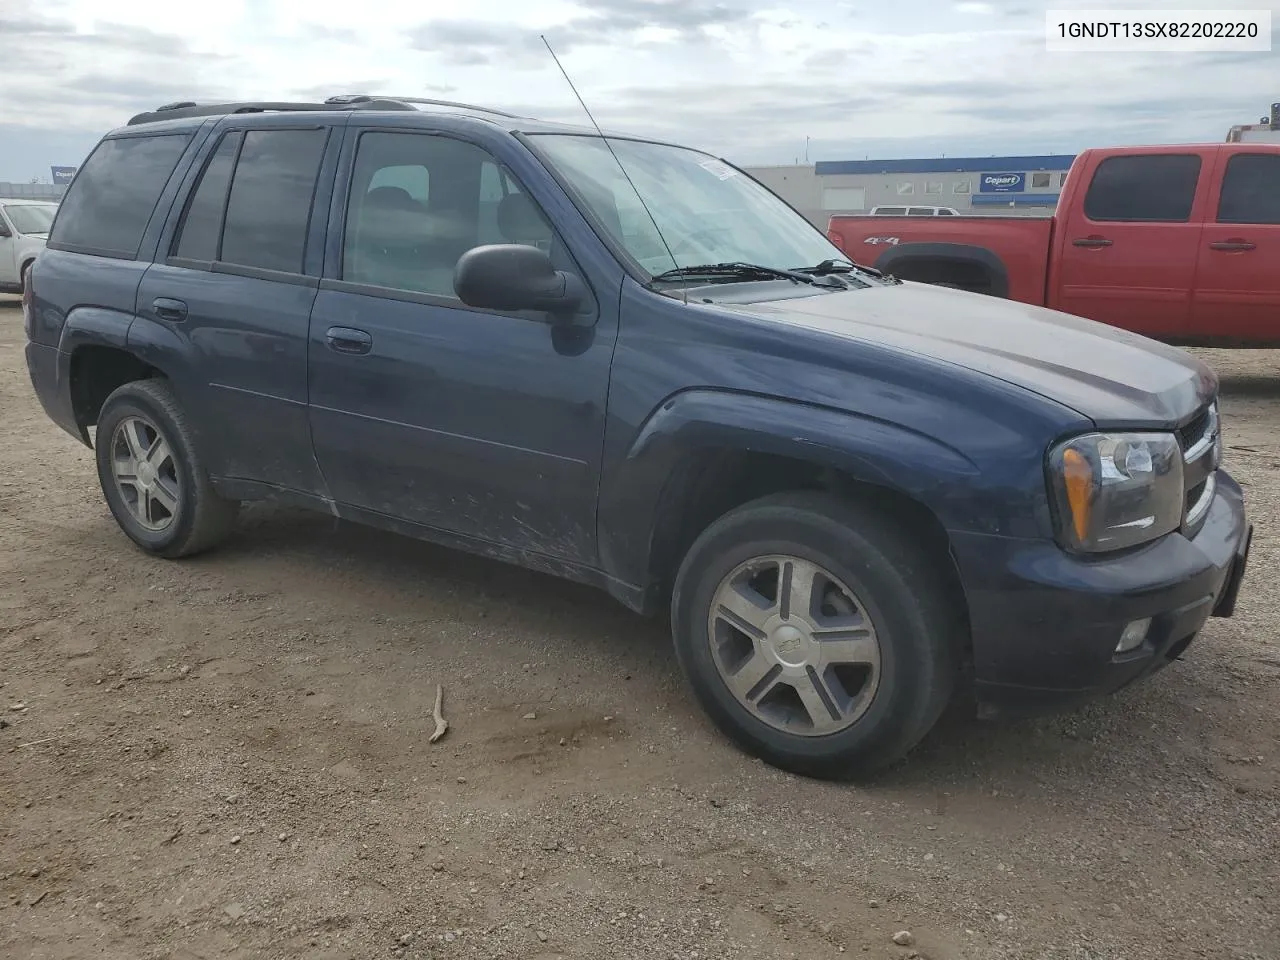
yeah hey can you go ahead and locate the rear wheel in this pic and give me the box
[95,378,239,558]
[670,491,961,779]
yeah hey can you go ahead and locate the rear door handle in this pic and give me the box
[1072,237,1113,248]
[325,326,373,355]
[1208,240,1256,252]
[152,297,187,322]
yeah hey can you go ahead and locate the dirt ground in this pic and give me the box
[1,300,1277,960]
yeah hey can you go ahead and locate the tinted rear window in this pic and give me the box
[1218,153,1280,225]
[219,128,328,275]
[48,134,191,257]
[1083,154,1201,222]
[172,131,242,262]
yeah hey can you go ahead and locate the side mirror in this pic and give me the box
[454,244,586,321]
[0,223,10,239]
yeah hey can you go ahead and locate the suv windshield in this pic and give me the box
[532,135,852,280]
[4,203,57,236]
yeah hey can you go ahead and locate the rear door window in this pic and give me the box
[219,128,328,275]
[1217,153,1280,224]
[1083,154,1202,222]
[48,133,192,257]
[171,132,242,262]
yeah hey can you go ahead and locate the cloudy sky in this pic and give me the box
[0,0,1276,181]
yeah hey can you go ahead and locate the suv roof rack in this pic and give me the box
[126,95,419,126]
[126,94,526,127]
[379,96,525,119]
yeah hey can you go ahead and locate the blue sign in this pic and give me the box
[51,166,77,185]
[979,172,1025,193]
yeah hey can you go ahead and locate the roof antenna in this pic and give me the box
[540,34,686,302]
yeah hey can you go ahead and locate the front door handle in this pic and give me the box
[1208,240,1256,252]
[325,326,373,355]
[1072,236,1113,248]
[152,297,187,322]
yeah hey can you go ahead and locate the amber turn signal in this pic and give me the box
[1061,447,1094,542]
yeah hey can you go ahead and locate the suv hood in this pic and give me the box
[721,280,1216,425]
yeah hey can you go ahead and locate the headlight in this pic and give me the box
[1047,432,1184,552]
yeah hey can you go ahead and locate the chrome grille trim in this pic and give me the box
[1183,403,1218,465]
[1180,400,1220,533]
[1186,474,1217,527]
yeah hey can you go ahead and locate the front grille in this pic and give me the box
[1177,406,1212,452]
[1180,400,1219,532]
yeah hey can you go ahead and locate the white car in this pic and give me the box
[0,199,58,294]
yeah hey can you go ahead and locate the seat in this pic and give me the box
[496,192,552,250]
[349,185,439,293]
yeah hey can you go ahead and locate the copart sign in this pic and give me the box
[979,172,1025,193]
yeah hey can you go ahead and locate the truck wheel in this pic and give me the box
[95,378,239,558]
[670,491,961,779]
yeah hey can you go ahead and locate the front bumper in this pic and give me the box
[952,471,1251,717]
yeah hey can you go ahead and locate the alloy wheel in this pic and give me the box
[707,555,883,736]
[109,415,181,532]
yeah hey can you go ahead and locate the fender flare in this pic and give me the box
[56,309,212,456]
[55,306,141,444]
[597,388,982,601]
[872,242,1010,298]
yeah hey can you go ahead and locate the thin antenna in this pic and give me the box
[540,35,685,298]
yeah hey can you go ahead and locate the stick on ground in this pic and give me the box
[430,684,448,743]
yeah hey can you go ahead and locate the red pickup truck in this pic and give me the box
[826,143,1280,347]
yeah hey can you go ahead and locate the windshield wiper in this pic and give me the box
[792,258,890,280]
[648,262,819,286]
[792,258,855,274]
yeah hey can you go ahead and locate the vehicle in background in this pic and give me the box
[868,205,959,216]
[23,96,1251,778]
[827,142,1280,347]
[0,199,58,294]
[1226,100,1280,144]
[1226,125,1280,145]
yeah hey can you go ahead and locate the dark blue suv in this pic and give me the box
[23,95,1252,778]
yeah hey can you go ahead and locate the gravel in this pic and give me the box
[0,309,1276,960]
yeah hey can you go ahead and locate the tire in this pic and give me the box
[94,378,239,558]
[19,261,33,295]
[670,491,962,779]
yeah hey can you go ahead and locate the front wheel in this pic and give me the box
[95,378,239,558]
[670,492,961,779]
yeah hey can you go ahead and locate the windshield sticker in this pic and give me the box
[697,158,738,180]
